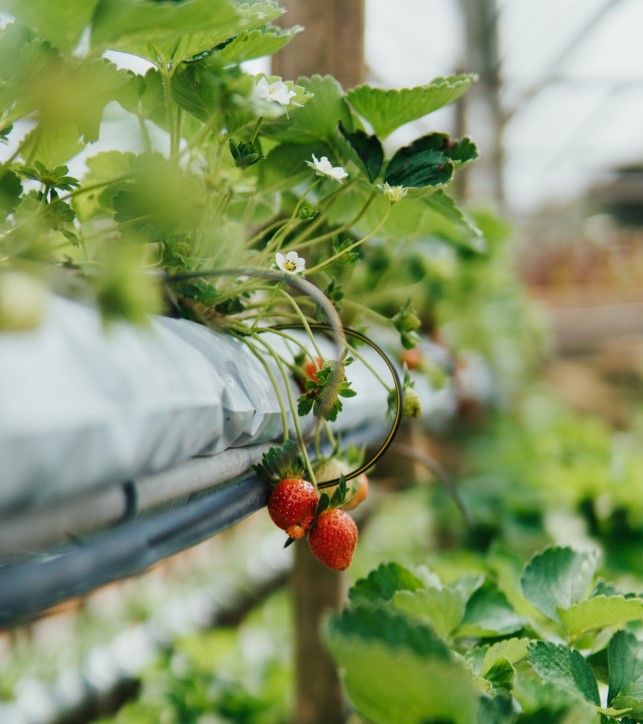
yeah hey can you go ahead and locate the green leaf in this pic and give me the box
[514,669,599,721]
[528,641,600,706]
[3,0,101,52]
[383,133,479,189]
[478,695,514,724]
[259,143,323,194]
[327,185,483,250]
[457,581,524,638]
[423,189,484,248]
[330,603,452,659]
[338,121,383,182]
[558,595,643,638]
[115,68,166,126]
[608,630,643,717]
[384,149,453,189]
[349,562,426,605]
[0,170,23,216]
[326,605,479,724]
[261,75,353,145]
[478,638,531,678]
[91,0,241,64]
[521,546,600,623]
[392,587,466,638]
[216,25,301,64]
[346,74,477,139]
[485,658,515,689]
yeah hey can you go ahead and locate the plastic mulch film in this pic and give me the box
[0,295,395,518]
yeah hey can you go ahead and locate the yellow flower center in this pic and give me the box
[284,260,297,271]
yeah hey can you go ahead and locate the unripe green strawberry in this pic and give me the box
[0,271,48,331]
[308,508,358,571]
[314,458,368,511]
[268,478,319,539]
[313,457,349,486]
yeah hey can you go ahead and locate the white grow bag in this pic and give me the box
[0,294,400,516]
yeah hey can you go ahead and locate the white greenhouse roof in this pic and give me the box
[366,0,643,213]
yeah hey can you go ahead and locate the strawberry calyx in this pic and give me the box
[297,358,357,422]
[316,474,350,515]
[254,439,307,485]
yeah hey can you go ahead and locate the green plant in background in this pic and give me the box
[435,390,643,578]
[326,547,643,724]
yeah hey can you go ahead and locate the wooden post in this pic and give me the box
[272,0,365,89]
[292,542,348,724]
[273,5,365,721]
[456,0,505,209]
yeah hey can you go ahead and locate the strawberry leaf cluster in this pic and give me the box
[325,548,643,723]
[297,359,357,422]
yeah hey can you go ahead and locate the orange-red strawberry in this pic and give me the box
[268,478,319,539]
[303,356,323,383]
[342,473,369,511]
[307,508,358,571]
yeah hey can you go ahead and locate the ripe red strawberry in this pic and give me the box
[268,478,319,539]
[308,508,358,571]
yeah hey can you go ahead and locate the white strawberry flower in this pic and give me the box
[306,154,348,183]
[275,251,306,275]
[255,77,297,108]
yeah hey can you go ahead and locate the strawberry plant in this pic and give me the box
[326,546,643,723]
[0,0,484,522]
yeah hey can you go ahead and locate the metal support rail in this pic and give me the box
[0,423,387,628]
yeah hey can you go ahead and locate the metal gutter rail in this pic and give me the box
[0,421,391,627]
[0,471,270,627]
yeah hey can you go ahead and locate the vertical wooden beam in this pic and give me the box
[292,542,347,724]
[272,0,365,88]
[457,0,505,209]
[273,5,365,722]
[273,6,365,720]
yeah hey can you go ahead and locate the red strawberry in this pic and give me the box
[268,478,319,539]
[307,508,358,571]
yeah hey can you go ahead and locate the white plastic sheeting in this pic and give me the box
[0,296,225,513]
[0,295,398,516]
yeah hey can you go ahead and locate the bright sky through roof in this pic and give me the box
[366,0,643,213]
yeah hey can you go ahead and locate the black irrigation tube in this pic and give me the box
[0,474,270,628]
[0,423,390,629]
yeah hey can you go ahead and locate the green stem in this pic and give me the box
[343,299,391,325]
[346,340,393,393]
[263,178,322,257]
[278,287,325,361]
[294,186,375,252]
[323,419,337,450]
[249,280,282,333]
[181,111,223,158]
[241,335,290,444]
[253,335,316,484]
[249,117,263,143]
[305,201,394,276]
[161,67,180,160]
